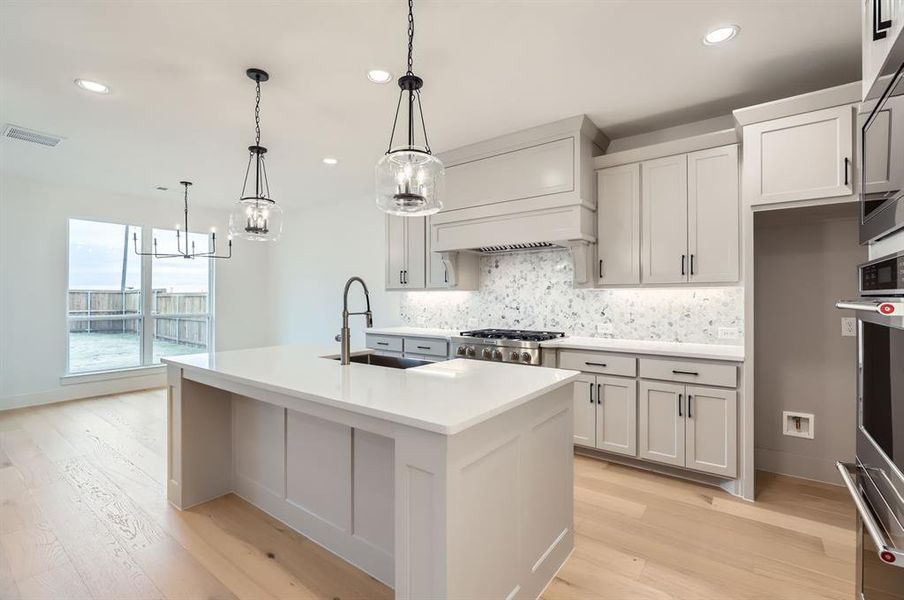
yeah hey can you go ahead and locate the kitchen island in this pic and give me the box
[162,345,579,600]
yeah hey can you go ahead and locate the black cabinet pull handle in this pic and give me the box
[672,369,699,376]
[690,254,695,275]
[589,382,594,404]
[416,345,430,350]
[688,394,693,419]
[844,157,850,186]
[599,259,604,279]
[681,254,686,276]
[585,362,608,368]
[873,0,891,40]
[678,393,683,417]
[444,267,448,284]
[399,270,403,285]
[597,383,602,405]
[376,342,389,346]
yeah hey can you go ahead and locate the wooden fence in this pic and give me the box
[68,289,208,347]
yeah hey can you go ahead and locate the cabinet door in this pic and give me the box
[595,376,637,457]
[687,145,739,283]
[746,105,853,206]
[642,154,688,284]
[405,216,426,288]
[572,374,596,448]
[861,96,904,197]
[596,164,641,285]
[386,215,407,290]
[685,386,737,478]
[638,381,685,467]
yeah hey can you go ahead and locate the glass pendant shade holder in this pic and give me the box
[229,68,284,242]
[375,0,444,217]
[134,181,233,260]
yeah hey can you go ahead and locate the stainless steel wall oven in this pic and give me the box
[836,251,904,599]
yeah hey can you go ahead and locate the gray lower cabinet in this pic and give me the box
[572,373,637,457]
[638,380,737,478]
[365,333,449,360]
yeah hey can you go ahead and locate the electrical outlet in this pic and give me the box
[596,323,614,335]
[782,411,814,439]
[841,317,857,337]
[718,327,740,340]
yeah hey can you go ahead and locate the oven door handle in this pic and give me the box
[836,301,903,315]
[836,462,904,567]
[836,301,880,312]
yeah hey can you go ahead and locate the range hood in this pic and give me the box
[429,115,607,285]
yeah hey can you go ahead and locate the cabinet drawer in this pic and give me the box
[639,357,737,388]
[403,337,448,358]
[558,350,636,377]
[365,334,403,353]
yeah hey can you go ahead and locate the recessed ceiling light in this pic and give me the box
[74,78,110,94]
[322,157,339,165]
[703,25,739,45]
[366,69,393,84]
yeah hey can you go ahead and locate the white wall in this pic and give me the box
[0,175,274,409]
[270,197,403,347]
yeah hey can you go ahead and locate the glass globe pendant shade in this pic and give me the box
[375,148,444,216]
[228,198,284,242]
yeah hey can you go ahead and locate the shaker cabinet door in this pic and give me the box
[687,145,739,283]
[638,381,686,467]
[642,154,688,284]
[595,376,637,457]
[684,386,737,478]
[745,105,854,206]
[404,216,426,289]
[596,163,641,285]
[572,374,597,448]
[385,215,407,290]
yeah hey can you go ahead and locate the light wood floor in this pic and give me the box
[0,389,855,599]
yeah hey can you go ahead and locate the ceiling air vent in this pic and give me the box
[475,242,556,254]
[2,124,63,147]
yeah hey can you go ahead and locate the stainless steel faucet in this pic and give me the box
[338,276,373,365]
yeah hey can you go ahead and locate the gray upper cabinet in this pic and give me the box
[687,145,739,283]
[642,154,688,284]
[425,216,479,291]
[596,163,641,285]
[861,96,904,197]
[385,215,426,290]
[743,105,854,206]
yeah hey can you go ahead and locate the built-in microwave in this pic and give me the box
[836,251,904,598]
[860,60,904,244]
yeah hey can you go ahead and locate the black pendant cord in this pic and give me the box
[253,78,262,200]
[384,0,432,156]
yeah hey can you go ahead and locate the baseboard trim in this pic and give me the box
[1,373,166,411]
[754,447,848,485]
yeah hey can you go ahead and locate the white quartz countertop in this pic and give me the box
[541,337,744,361]
[162,345,579,435]
[365,326,460,340]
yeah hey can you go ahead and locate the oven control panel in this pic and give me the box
[861,252,904,296]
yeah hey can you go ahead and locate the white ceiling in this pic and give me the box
[0,0,860,210]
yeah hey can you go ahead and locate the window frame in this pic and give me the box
[64,218,215,377]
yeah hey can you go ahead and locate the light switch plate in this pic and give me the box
[596,323,614,335]
[718,327,740,340]
[841,317,857,337]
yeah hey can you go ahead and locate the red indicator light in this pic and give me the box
[878,303,895,315]
[880,550,896,563]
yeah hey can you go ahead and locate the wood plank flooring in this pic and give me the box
[0,389,854,599]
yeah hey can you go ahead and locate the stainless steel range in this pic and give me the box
[452,329,565,366]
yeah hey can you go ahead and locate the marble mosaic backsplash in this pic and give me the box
[399,249,744,345]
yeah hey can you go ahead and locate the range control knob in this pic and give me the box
[482,348,493,359]
[521,351,533,363]
[457,345,467,356]
[466,346,476,357]
[510,351,520,361]
[492,349,503,361]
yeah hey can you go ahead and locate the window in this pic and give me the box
[67,219,213,374]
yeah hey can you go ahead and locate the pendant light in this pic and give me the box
[375,0,444,217]
[134,181,232,259]
[229,68,284,241]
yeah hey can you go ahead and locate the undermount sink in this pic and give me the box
[328,353,434,369]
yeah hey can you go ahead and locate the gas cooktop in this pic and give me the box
[458,329,565,342]
[452,329,565,365]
